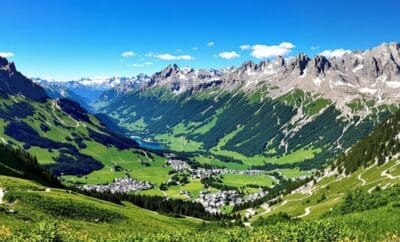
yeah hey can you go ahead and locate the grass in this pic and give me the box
[63,142,173,186]
[278,168,311,179]
[390,164,400,176]
[28,146,60,165]
[155,133,203,152]
[165,179,209,199]
[221,174,274,189]
[304,98,331,116]
[124,117,147,132]
[211,145,320,166]
[194,155,249,170]
[271,147,321,164]
[212,151,267,166]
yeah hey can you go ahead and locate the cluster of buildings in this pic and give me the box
[245,190,267,202]
[166,159,190,171]
[196,189,269,214]
[80,177,153,194]
[166,159,267,179]
[196,190,242,214]
[192,168,267,179]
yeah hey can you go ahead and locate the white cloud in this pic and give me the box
[131,64,144,67]
[319,48,351,58]
[0,52,14,58]
[192,47,198,51]
[240,45,251,50]
[207,41,214,46]
[155,54,194,61]
[144,62,153,65]
[250,42,295,59]
[121,51,136,58]
[219,51,240,60]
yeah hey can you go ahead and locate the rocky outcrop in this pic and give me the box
[0,57,48,101]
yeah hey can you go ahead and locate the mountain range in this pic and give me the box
[88,43,399,171]
[99,42,400,111]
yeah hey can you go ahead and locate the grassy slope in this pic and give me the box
[252,159,400,220]
[0,147,200,238]
[0,95,177,188]
[0,175,200,240]
[62,141,172,186]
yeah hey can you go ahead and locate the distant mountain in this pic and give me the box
[94,74,150,110]
[32,78,92,111]
[34,75,150,111]
[96,42,400,170]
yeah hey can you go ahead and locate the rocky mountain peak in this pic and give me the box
[293,53,310,75]
[275,56,286,67]
[311,55,331,75]
[238,61,256,72]
[0,57,9,68]
[154,64,180,80]
[0,57,48,101]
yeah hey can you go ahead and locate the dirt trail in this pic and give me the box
[296,207,311,218]
[381,162,400,180]
[0,188,5,204]
[357,164,376,186]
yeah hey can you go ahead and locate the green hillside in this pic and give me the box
[0,145,202,240]
[0,94,177,188]
[99,86,396,172]
[248,109,400,222]
[0,176,202,241]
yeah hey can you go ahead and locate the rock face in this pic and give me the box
[101,42,400,113]
[0,57,48,101]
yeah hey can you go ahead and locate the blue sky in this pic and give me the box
[1,0,399,81]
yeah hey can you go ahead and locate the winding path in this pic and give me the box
[381,162,400,180]
[0,188,5,204]
[357,164,376,186]
[296,207,311,218]
[160,190,167,196]
[357,173,367,185]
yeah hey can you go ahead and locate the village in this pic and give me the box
[80,177,153,193]
[79,159,273,214]
[196,190,267,214]
[167,159,270,213]
[166,159,268,179]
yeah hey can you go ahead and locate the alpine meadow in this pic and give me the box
[1,1,400,241]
